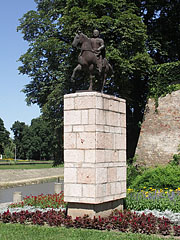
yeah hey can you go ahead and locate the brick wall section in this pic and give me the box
[136,90,180,167]
[64,92,126,204]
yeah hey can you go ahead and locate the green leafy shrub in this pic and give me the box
[127,157,145,188]
[169,154,180,166]
[130,165,180,190]
[149,61,180,99]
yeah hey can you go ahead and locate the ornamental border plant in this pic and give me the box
[9,192,66,209]
[0,209,180,237]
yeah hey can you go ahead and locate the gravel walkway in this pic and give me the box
[0,168,64,189]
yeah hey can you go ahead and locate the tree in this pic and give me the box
[0,118,10,155]
[17,0,153,160]
[11,121,29,159]
[133,1,180,108]
[24,117,55,160]
[135,0,180,64]
[11,117,58,161]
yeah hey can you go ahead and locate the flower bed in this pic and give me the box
[126,187,180,212]
[9,192,66,209]
[0,209,180,237]
[0,190,179,237]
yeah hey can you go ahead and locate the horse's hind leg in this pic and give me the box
[101,72,107,93]
[71,64,82,82]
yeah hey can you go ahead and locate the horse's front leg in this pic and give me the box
[88,74,93,91]
[71,64,82,82]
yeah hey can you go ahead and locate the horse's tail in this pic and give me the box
[109,63,113,75]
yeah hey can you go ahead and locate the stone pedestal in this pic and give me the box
[64,92,126,218]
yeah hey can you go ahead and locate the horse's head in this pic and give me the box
[72,32,83,48]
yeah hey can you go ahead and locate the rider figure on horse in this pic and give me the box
[91,30,105,73]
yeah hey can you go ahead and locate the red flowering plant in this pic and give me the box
[0,208,180,237]
[9,192,66,209]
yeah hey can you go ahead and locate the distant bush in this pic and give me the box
[127,157,145,188]
[130,165,180,190]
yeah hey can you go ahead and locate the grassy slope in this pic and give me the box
[0,224,174,240]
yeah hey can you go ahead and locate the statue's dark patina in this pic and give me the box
[71,30,112,92]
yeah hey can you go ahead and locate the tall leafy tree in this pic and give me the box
[24,117,55,160]
[0,118,10,155]
[17,0,152,159]
[11,117,58,161]
[11,121,29,159]
[135,0,180,63]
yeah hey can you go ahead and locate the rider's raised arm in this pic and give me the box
[98,39,105,51]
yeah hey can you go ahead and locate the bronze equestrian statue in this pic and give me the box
[71,30,113,92]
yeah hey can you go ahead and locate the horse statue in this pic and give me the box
[71,32,113,92]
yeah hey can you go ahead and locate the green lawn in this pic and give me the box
[0,163,63,170]
[0,223,175,240]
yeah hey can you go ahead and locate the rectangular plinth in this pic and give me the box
[64,92,126,204]
[67,199,124,219]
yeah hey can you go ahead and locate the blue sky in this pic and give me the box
[0,0,40,136]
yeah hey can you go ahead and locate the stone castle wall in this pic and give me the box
[136,90,180,167]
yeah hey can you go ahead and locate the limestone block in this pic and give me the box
[106,183,111,195]
[96,125,104,132]
[119,101,126,114]
[106,111,118,126]
[119,150,126,162]
[81,110,89,124]
[64,97,74,110]
[121,181,126,193]
[64,168,77,183]
[84,150,96,163]
[64,126,72,133]
[96,168,107,183]
[109,99,119,112]
[104,98,109,110]
[88,109,96,124]
[96,109,106,125]
[64,184,82,197]
[115,133,126,150]
[96,132,113,149]
[84,125,96,132]
[116,182,122,195]
[120,113,126,128]
[96,96,104,109]
[75,95,96,109]
[77,132,96,149]
[96,183,106,197]
[73,125,84,132]
[64,133,77,149]
[108,167,117,182]
[64,110,81,125]
[82,184,96,198]
[64,149,84,163]
[111,150,119,162]
[110,182,116,195]
[96,150,105,163]
[117,167,126,181]
[77,168,96,184]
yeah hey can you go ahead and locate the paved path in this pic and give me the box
[0,168,64,189]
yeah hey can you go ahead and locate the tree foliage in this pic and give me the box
[135,0,180,64]
[0,118,10,155]
[11,117,58,161]
[17,0,152,160]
